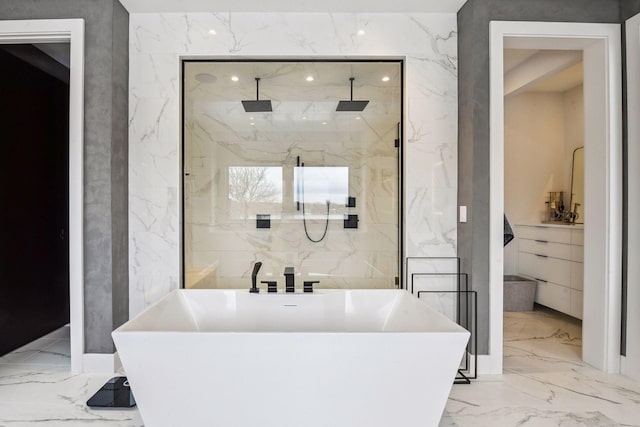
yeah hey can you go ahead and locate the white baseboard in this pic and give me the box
[82,352,122,374]
[477,354,503,375]
[621,355,640,381]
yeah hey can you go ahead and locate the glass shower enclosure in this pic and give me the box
[182,60,402,290]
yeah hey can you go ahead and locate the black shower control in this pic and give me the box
[304,281,319,293]
[261,281,277,293]
[344,214,359,229]
[346,196,356,208]
[256,214,270,229]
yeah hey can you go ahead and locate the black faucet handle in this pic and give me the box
[261,281,277,293]
[284,266,295,292]
[303,281,319,293]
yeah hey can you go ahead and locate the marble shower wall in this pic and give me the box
[129,12,458,316]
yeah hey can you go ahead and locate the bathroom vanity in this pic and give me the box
[516,224,584,319]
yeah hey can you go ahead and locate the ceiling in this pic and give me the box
[184,61,402,137]
[119,0,468,13]
[503,50,537,74]
[528,61,583,93]
[504,49,583,94]
[184,61,401,100]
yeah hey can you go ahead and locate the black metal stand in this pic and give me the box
[407,257,477,384]
[417,289,477,384]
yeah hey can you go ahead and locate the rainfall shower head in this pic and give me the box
[242,77,272,112]
[336,77,369,112]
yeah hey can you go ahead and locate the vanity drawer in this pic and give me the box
[519,252,571,287]
[571,261,583,290]
[570,289,583,319]
[519,238,571,260]
[535,280,571,313]
[517,226,571,244]
[571,230,584,246]
[571,245,583,262]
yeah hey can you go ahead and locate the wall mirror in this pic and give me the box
[570,146,584,224]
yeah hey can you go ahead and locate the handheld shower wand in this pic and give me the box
[250,262,263,293]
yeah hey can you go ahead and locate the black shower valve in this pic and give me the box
[344,214,359,229]
[346,196,356,208]
[256,214,270,229]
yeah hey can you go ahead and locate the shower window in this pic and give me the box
[228,166,282,220]
[294,166,348,219]
[182,60,403,290]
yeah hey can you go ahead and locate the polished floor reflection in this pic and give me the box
[0,326,142,426]
[442,308,640,426]
[2,312,639,426]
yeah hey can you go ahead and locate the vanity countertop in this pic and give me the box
[516,222,584,230]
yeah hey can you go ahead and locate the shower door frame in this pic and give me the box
[179,58,405,290]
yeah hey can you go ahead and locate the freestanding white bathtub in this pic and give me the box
[112,289,469,427]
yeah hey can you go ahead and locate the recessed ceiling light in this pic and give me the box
[382,76,390,82]
[322,121,327,125]
[250,122,255,126]
[208,29,217,35]
[231,75,239,82]
[355,116,361,120]
[357,29,365,36]
[302,116,307,120]
[195,73,217,83]
[306,75,314,82]
[249,117,254,120]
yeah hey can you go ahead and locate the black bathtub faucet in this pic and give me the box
[284,267,295,293]
[250,262,263,293]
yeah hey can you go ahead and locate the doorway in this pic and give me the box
[0,44,70,356]
[0,19,85,372]
[488,21,623,374]
[502,48,585,360]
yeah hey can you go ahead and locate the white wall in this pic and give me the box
[563,85,585,190]
[128,13,459,316]
[503,87,584,274]
[622,12,640,381]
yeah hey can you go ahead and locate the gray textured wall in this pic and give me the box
[622,0,640,19]
[0,0,129,353]
[110,0,130,339]
[458,0,620,354]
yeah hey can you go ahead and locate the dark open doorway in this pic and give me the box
[0,44,70,356]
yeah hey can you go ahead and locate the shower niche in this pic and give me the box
[182,60,402,290]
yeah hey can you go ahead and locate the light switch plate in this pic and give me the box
[459,206,467,223]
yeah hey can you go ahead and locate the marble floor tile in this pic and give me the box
[22,340,71,366]
[0,326,142,426]
[0,366,143,427]
[2,313,639,426]
[442,308,640,427]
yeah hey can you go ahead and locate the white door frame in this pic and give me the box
[622,12,640,381]
[488,21,622,374]
[0,19,85,373]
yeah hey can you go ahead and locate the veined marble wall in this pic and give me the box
[129,12,458,316]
